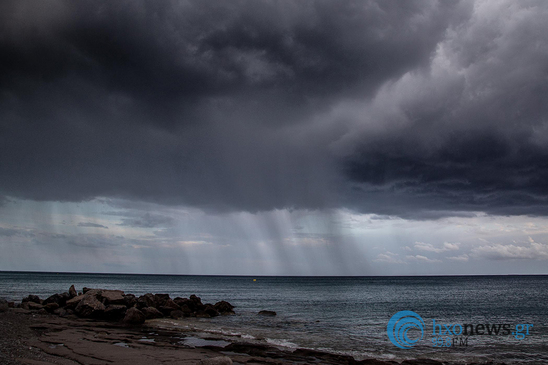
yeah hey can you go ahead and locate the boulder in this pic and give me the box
[0,299,8,312]
[100,290,125,305]
[44,302,59,313]
[189,294,202,306]
[61,292,71,304]
[104,305,127,320]
[154,294,170,307]
[123,307,145,325]
[65,295,85,309]
[174,297,192,309]
[27,302,44,311]
[53,308,67,317]
[75,295,106,318]
[43,293,69,307]
[22,295,41,304]
[159,298,180,316]
[258,310,276,316]
[159,306,174,316]
[137,293,156,309]
[8,301,15,308]
[83,287,91,294]
[204,304,220,317]
[214,301,235,315]
[189,294,205,312]
[199,356,233,365]
[141,307,163,319]
[170,310,185,319]
[82,288,102,297]
[123,294,137,308]
[69,285,77,298]
[179,304,192,317]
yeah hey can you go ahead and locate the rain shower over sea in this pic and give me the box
[1,272,547,364]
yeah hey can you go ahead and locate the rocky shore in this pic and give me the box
[13,286,235,324]
[0,287,507,365]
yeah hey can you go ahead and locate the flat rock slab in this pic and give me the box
[25,317,219,364]
[101,290,126,305]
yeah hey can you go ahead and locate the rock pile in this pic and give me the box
[17,286,235,325]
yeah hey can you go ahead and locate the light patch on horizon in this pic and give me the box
[2,198,548,275]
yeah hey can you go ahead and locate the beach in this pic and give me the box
[3,306,514,365]
[0,308,444,365]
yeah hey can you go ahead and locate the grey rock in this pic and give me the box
[69,285,77,298]
[100,290,126,305]
[204,304,220,317]
[53,308,67,317]
[258,310,276,316]
[104,304,127,320]
[170,310,185,319]
[142,307,163,319]
[44,302,59,313]
[123,307,145,324]
[65,294,85,309]
[137,293,155,309]
[123,294,137,308]
[43,293,69,307]
[154,293,171,307]
[27,302,44,311]
[75,294,106,318]
[214,301,235,315]
[22,295,41,304]
[0,298,8,312]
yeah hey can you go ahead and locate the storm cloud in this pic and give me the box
[1,0,548,218]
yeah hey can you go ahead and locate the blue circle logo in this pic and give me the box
[387,311,425,349]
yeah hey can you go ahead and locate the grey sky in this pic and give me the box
[1,0,548,275]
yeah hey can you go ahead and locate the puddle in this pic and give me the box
[138,337,155,343]
[180,336,230,348]
[113,342,129,347]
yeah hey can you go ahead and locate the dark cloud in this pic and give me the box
[340,0,548,218]
[1,0,547,218]
[78,222,108,229]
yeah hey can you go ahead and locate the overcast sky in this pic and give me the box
[2,0,548,275]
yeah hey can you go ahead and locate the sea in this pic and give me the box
[1,272,547,364]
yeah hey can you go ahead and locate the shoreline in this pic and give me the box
[0,308,508,365]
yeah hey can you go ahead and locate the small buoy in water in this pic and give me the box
[253,278,256,282]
